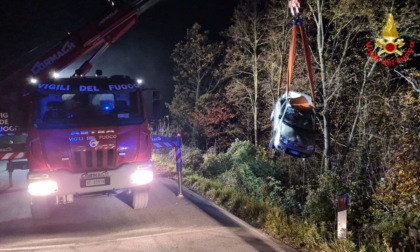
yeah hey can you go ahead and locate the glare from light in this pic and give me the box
[137,79,143,84]
[52,72,60,78]
[131,169,153,185]
[30,78,38,84]
[28,180,58,196]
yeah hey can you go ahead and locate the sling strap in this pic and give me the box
[286,18,316,108]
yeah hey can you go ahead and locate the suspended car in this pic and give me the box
[269,91,317,158]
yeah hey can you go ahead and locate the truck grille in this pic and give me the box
[73,149,115,170]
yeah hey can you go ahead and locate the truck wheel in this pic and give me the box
[131,189,149,209]
[31,197,51,219]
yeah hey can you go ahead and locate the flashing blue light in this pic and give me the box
[7,133,14,136]
[0,134,4,137]
[100,100,114,111]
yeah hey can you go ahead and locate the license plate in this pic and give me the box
[80,177,110,188]
[286,149,301,157]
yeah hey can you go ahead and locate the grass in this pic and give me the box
[153,152,366,252]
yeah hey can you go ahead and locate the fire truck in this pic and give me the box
[0,0,161,218]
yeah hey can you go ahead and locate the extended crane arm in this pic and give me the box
[1,0,161,89]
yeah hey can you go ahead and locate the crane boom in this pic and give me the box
[0,0,161,90]
[0,0,161,164]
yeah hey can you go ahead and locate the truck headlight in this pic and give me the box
[131,169,153,185]
[28,180,58,196]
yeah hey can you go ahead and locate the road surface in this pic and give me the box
[0,161,296,252]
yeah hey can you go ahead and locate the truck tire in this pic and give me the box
[31,197,51,219]
[131,189,149,209]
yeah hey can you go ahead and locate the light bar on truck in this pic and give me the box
[28,180,58,196]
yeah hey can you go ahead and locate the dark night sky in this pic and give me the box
[0,0,240,105]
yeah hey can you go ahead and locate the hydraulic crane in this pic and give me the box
[1,0,161,90]
[0,0,162,218]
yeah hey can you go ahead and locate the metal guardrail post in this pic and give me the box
[151,133,184,198]
[176,133,183,198]
[6,161,13,188]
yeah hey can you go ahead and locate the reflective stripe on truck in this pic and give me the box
[0,152,26,160]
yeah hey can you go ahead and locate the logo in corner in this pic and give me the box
[365,13,415,67]
[376,13,405,56]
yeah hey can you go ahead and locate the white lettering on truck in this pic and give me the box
[80,85,100,92]
[31,41,76,75]
[37,84,70,91]
[0,112,20,132]
[99,135,117,140]
[0,126,19,132]
[108,84,140,91]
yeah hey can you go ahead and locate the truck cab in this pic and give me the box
[26,75,157,218]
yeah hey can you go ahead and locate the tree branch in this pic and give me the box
[393,69,420,93]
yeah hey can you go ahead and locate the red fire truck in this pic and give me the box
[0,0,161,218]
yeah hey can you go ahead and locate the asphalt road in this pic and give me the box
[0,161,296,252]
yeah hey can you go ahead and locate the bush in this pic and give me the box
[182,146,203,172]
[235,163,264,200]
[226,139,257,165]
[199,152,232,178]
[152,148,176,175]
[303,171,338,237]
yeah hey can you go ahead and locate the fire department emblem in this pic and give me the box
[365,13,415,67]
[89,137,99,148]
[375,13,405,56]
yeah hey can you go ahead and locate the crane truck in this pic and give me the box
[0,0,161,218]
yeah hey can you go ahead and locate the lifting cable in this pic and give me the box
[286,0,316,108]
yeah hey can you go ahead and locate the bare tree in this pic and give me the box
[224,0,267,146]
[261,0,290,105]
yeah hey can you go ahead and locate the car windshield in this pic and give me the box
[281,123,316,146]
[283,107,316,131]
[34,91,145,129]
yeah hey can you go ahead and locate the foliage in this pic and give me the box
[180,170,325,251]
[191,93,241,151]
[167,0,420,251]
[198,151,231,178]
[223,0,268,146]
[168,23,225,146]
[181,145,204,173]
[372,90,420,250]
[303,170,339,240]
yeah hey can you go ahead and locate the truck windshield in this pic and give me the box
[34,92,145,129]
[283,107,316,132]
[0,134,27,151]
